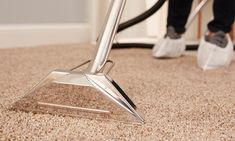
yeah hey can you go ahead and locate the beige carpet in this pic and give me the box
[0,44,235,140]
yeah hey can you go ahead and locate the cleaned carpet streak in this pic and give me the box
[0,44,235,140]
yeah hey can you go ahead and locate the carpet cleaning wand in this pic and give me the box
[12,0,145,124]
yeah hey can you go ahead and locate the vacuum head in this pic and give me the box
[11,61,144,124]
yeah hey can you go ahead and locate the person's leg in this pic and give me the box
[208,0,235,33]
[167,0,194,34]
[197,0,235,70]
[153,0,194,58]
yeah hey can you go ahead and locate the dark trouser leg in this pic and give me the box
[208,0,235,33]
[167,0,194,34]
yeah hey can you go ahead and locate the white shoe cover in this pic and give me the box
[152,37,186,58]
[197,35,234,70]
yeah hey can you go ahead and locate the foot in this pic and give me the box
[197,31,234,70]
[152,26,186,58]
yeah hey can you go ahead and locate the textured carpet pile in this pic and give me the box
[0,44,234,140]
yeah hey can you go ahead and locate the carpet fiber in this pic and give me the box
[0,44,235,140]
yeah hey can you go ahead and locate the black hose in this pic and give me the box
[117,0,166,33]
[113,0,167,50]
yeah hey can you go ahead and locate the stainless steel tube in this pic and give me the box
[87,0,126,74]
[186,0,210,29]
